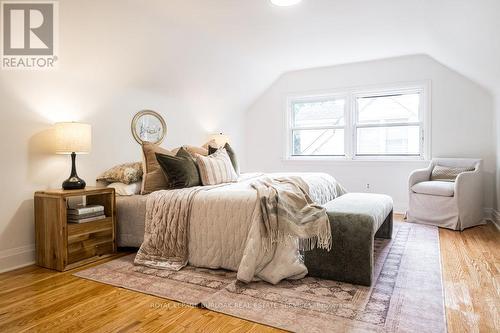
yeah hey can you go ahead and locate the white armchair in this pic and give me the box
[407,158,485,230]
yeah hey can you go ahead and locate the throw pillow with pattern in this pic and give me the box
[208,143,239,175]
[195,148,238,185]
[96,162,143,184]
[431,165,475,182]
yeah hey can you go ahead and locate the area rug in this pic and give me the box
[75,222,446,332]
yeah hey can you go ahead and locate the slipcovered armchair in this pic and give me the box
[406,158,485,230]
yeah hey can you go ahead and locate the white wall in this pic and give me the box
[244,55,495,213]
[0,82,244,271]
[0,1,247,272]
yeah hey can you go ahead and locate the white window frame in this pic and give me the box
[286,93,348,158]
[284,81,431,161]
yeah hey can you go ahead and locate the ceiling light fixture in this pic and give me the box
[270,0,302,7]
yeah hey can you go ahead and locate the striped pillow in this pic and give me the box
[431,165,474,182]
[195,148,238,185]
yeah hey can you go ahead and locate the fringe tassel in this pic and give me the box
[316,219,332,251]
[263,222,332,252]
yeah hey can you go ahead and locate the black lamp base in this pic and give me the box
[62,176,86,190]
[62,152,86,190]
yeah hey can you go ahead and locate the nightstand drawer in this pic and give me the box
[67,217,113,239]
[68,241,114,264]
[67,218,114,264]
[68,228,113,246]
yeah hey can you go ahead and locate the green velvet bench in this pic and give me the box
[304,193,393,286]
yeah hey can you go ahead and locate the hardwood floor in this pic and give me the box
[0,254,279,333]
[439,221,499,333]
[0,217,498,332]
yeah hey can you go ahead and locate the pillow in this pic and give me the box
[184,145,208,157]
[155,147,201,189]
[171,147,181,155]
[431,165,474,182]
[107,182,141,196]
[141,142,174,194]
[171,140,217,158]
[195,148,238,185]
[202,139,218,149]
[208,143,239,175]
[96,162,143,184]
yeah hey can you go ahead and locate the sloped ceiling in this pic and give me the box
[84,0,497,114]
[5,0,499,118]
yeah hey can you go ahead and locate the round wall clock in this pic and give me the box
[131,110,167,145]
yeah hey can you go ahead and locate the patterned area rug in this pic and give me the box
[75,222,446,332]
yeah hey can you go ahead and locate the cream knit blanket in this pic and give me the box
[134,186,205,270]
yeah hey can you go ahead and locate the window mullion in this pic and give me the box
[351,92,358,159]
[355,122,421,129]
[291,126,345,131]
[345,92,354,159]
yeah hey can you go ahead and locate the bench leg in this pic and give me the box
[375,210,393,239]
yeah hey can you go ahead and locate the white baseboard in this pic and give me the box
[489,209,500,231]
[0,244,36,274]
[392,202,407,215]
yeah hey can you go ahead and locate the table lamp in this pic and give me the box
[55,122,92,190]
[208,132,230,147]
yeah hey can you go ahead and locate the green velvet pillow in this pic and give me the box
[155,147,201,189]
[208,143,239,174]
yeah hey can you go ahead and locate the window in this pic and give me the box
[354,91,422,156]
[286,84,429,160]
[290,97,346,156]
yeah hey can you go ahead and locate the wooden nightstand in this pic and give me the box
[34,187,116,271]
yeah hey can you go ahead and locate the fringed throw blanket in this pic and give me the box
[134,186,206,270]
[251,176,332,252]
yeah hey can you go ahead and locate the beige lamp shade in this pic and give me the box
[208,132,230,147]
[55,122,92,154]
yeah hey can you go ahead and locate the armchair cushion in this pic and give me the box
[412,181,454,197]
[431,165,475,182]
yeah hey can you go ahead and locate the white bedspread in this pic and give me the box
[187,172,345,284]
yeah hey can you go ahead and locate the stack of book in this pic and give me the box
[67,205,105,223]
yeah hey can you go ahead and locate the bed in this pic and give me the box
[116,172,346,283]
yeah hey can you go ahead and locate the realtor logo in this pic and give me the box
[1,1,58,69]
